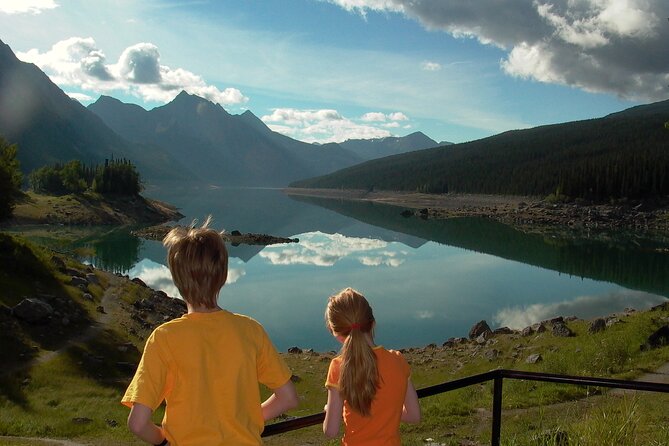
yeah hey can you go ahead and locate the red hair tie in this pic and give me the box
[350,323,361,330]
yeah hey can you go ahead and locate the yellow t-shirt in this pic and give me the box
[325,346,410,446]
[121,310,292,446]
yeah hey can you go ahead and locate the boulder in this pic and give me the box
[13,298,54,324]
[588,318,606,334]
[493,327,514,335]
[70,276,88,287]
[469,320,492,340]
[552,321,574,337]
[287,346,303,354]
[526,353,543,364]
[641,325,669,351]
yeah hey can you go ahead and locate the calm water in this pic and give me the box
[51,186,669,351]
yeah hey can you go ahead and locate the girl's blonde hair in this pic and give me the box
[325,287,378,416]
[163,216,228,308]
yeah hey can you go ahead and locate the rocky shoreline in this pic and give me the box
[132,225,299,246]
[284,188,669,234]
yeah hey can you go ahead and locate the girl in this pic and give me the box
[323,287,420,445]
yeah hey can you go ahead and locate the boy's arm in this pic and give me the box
[400,379,421,423]
[323,387,343,438]
[261,379,299,421]
[127,402,167,445]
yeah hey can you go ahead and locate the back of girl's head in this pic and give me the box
[325,287,378,416]
[163,216,228,308]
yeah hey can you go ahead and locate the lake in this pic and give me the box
[41,186,669,352]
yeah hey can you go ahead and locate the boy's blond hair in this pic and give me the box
[163,216,228,308]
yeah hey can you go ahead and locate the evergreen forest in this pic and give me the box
[291,100,669,202]
[29,158,142,196]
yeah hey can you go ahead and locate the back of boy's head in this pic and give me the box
[163,216,228,308]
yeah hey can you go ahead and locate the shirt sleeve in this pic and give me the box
[121,329,171,410]
[325,357,341,389]
[256,325,292,390]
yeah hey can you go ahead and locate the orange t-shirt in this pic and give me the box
[121,310,292,446]
[325,346,411,446]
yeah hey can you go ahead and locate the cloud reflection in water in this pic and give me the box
[128,258,246,299]
[259,232,406,267]
[494,289,667,329]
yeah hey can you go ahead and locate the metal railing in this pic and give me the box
[262,369,669,445]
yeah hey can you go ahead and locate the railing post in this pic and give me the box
[491,374,503,446]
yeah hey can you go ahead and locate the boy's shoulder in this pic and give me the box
[152,310,264,335]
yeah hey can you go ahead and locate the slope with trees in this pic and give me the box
[291,99,669,202]
[0,136,22,220]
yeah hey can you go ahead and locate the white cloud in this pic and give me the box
[0,0,58,15]
[327,0,669,100]
[67,92,93,102]
[262,107,397,143]
[421,61,442,71]
[17,37,248,106]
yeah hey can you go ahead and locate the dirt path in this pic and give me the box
[2,272,123,377]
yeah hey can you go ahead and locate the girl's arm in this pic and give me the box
[323,387,344,438]
[401,379,421,423]
[261,379,299,421]
[127,402,167,444]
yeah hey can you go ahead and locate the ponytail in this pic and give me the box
[325,288,378,416]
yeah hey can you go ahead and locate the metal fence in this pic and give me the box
[262,368,669,445]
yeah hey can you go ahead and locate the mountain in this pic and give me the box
[338,131,441,160]
[0,39,191,182]
[88,93,364,186]
[291,99,669,201]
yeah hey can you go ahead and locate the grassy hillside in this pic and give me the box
[291,99,669,202]
[1,234,668,445]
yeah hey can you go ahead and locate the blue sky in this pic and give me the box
[1,0,667,144]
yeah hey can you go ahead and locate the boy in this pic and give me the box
[122,217,298,445]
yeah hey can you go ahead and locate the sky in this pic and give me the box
[0,0,667,145]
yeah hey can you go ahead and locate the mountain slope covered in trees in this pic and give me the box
[291,99,669,201]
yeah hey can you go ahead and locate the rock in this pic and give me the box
[588,318,606,333]
[72,417,93,424]
[552,321,574,337]
[469,320,492,340]
[105,419,119,428]
[533,323,547,333]
[521,326,534,337]
[484,349,500,361]
[641,325,669,351]
[96,305,106,314]
[475,332,490,344]
[13,298,54,324]
[83,293,94,301]
[400,209,413,217]
[493,327,514,335]
[287,346,303,354]
[131,277,148,287]
[526,353,543,364]
[70,276,88,287]
[85,273,99,285]
[290,374,302,383]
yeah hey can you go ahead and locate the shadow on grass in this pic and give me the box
[64,328,141,391]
